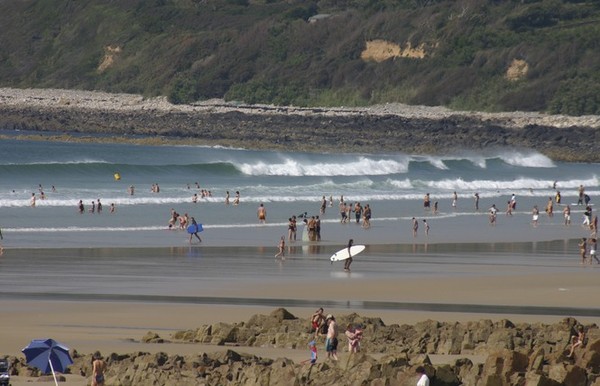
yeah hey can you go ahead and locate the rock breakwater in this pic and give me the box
[1,88,599,162]
[4,309,600,385]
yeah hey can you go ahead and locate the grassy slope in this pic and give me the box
[1,0,600,115]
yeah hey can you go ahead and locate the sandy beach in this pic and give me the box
[3,259,600,384]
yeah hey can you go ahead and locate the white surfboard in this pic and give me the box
[330,245,366,262]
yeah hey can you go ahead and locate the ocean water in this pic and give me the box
[0,138,596,248]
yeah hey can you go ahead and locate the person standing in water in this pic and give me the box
[579,237,587,264]
[257,203,267,224]
[275,236,285,258]
[412,217,419,237]
[344,239,354,271]
[563,205,571,226]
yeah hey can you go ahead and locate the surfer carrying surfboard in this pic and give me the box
[344,239,354,271]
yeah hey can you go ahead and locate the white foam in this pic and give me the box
[237,156,410,176]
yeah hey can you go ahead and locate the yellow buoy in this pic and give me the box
[114,172,121,181]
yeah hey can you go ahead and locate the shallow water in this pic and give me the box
[0,139,597,250]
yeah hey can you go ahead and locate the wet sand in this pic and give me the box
[4,267,600,385]
[2,213,599,384]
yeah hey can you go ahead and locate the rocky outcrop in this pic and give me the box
[1,88,599,162]
[5,310,600,385]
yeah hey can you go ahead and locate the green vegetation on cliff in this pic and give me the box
[1,0,600,115]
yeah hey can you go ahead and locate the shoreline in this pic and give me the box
[1,87,600,161]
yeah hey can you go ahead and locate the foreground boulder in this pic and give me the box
[4,310,600,385]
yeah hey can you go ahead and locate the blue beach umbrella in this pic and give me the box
[22,338,73,386]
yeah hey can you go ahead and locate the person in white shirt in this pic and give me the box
[416,366,430,386]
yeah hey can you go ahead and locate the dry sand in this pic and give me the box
[4,270,600,385]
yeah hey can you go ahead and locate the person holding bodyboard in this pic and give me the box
[188,217,202,244]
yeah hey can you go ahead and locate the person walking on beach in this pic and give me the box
[416,366,430,386]
[97,199,102,213]
[91,351,107,386]
[78,200,84,214]
[257,203,267,224]
[590,238,599,264]
[555,191,562,204]
[423,219,430,236]
[189,217,202,244]
[320,196,327,215]
[412,217,418,237]
[583,206,593,228]
[325,314,339,361]
[233,191,240,205]
[474,193,480,211]
[532,205,540,227]
[579,237,588,264]
[275,236,285,258]
[563,205,571,226]
[30,192,36,207]
[505,201,513,216]
[452,191,458,209]
[489,205,498,225]
[344,239,354,271]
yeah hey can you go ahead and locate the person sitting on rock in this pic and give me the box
[567,325,585,358]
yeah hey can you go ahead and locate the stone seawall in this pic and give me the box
[0,88,598,161]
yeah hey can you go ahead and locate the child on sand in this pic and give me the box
[275,236,285,258]
[301,340,318,365]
